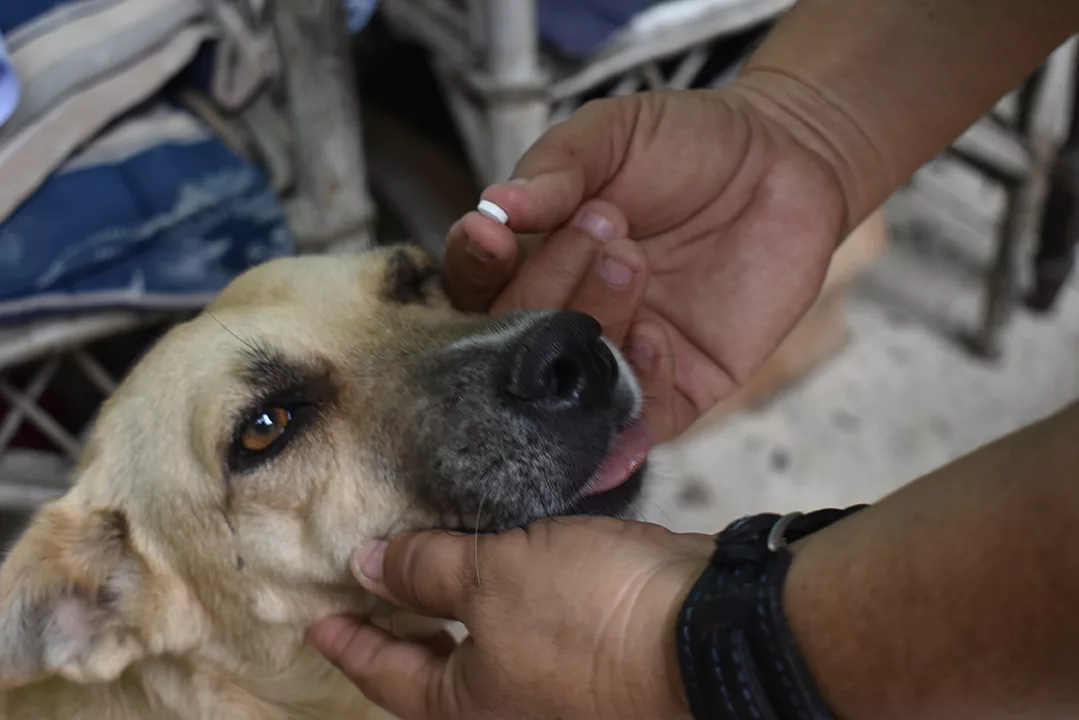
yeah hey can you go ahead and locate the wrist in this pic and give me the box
[724,70,884,238]
[621,558,706,720]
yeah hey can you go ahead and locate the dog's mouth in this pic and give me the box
[416,312,656,532]
[432,412,656,534]
[580,419,655,496]
[558,417,656,518]
[563,424,653,521]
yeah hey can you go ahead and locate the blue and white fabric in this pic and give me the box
[0,0,293,326]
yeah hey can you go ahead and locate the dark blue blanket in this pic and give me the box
[538,0,656,58]
[344,0,657,60]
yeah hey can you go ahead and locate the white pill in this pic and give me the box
[477,199,509,225]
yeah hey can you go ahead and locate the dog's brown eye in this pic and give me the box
[241,407,291,452]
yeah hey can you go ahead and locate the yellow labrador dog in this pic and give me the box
[0,246,654,719]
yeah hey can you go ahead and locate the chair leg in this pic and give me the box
[1025,50,1079,313]
[270,0,376,251]
[479,0,548,184]
[968,187,1025,359]
[1014,64,1048,136]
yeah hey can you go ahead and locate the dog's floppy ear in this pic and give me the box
[0,503,148,689]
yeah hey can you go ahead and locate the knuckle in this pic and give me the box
[425,659,463,719]
[444,278,496,313]
[392,533,480,614]
[577,96,618,121]
[492,284,527,314]
[464,266,506,291]
[385,533,431,600]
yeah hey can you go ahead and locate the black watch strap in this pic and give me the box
[676,505,868,720]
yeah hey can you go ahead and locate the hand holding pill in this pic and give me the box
[441,89,848,440]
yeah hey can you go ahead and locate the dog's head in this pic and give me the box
[0,247,654,688]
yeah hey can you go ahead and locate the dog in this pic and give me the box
[0,246,655,719]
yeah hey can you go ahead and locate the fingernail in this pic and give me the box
[574,210,617,242]
[628,330,656,371]
[508,177,531,186]
[351,541,387,588]
[466,241,493,263]
[598,255,635,287]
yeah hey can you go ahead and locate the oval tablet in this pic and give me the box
[477,199,509,225]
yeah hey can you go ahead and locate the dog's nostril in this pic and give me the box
[501,311,617,412]
[545,357,583,400]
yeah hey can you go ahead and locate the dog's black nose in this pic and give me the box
[501,312,618,412]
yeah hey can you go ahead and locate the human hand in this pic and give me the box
[307,518,714,720]
[441,86,848,439]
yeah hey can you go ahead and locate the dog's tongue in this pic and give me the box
[582,421,658,498]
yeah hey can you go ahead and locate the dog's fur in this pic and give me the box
[0,247,647,719]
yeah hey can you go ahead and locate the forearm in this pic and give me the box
[784,400,1079,720]
[735,0,1079,232]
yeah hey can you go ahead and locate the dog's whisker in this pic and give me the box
[634,496,673,527]
[383,502,416,538]
[461,457,508,586]
[538,479,572,527]
[220,509,237,536]
[206,309,260,354]
[218,509,247,572]
[473,485,492,588]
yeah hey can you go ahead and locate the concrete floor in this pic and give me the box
[644,158,1079,534]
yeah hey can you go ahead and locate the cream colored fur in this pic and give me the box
[0,248,491,720]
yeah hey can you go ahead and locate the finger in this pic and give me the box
[666,326,738,418]
[479,97,641,234]
[566,239,648,346]
[371,615,462,657]
[307,616,452,720]
[672,392,701,439]
[491,200,628,314]
[635,313,708,438]
[442,213,520,312]
[414,629,460,657]
[625,321,678,442]
[351,533,479,622]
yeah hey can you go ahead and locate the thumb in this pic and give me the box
[479,96,642,235]
[351,531,480,622]
[626,320,679,442]
[307,616,457,720]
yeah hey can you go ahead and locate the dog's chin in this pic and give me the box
[460,465,648,534]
